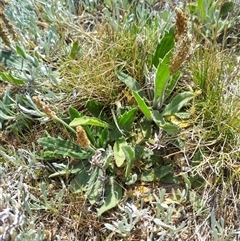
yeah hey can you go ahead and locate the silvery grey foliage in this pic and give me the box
[0,149,46,241]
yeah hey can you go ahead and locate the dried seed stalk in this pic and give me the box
[0,2,17,47]
[170,8,191,74]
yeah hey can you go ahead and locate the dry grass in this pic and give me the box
[58,15,155,107]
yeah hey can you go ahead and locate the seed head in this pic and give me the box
[170,8,191,74]
[32,96,56,119]
[170,36,191,74]
[174,8,187,42]
[76,126,90,148]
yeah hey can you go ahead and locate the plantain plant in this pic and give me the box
[36,98,139,216]
[117,8,196,135]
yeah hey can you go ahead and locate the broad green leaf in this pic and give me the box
[117,72,144,97]
[113,138,127,167]
[87,167,104,204]
[98,177,123,216]
[125,174,138,185]
[140,166,172,182]
[220,1,234,17]
[161,173,178,184]
[153,56,170,109]
[123,145,135,178]
[152,28,175,67]
[86,100,104,118]
[197,0,206,21]
[132,91,152,120]
[70,162,91,193]
[160,123,179,134]
[152,110,178,134]
[0,72,25,85]
[164,71,182,101]
[38,136,91,159]
[69,107,82,120]
[69,116,109,128]
[136,118,152,143]
[49,167,81,178]
[118,108,137,131]
[174,112,191,119]
[161,92,195,116]
[98,127,109,148]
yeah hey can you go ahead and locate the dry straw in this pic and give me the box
[32,96,57,119]
[76,125,90,148]
[170,8,191,75]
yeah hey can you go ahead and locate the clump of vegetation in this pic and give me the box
[0,0,240,240]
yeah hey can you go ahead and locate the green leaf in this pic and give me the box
[18,104,42,116]
[161,92,195,116]
[87,167,104,204]
[132,91,152,120]
[69,116,109,128]
[0,50,29,71]
[16,45,39,67]
[16,45,27,59]
[220,1,234,18]
[98,177,123,216]
[70,162,91,193]
[125,174,138,185]
[98,127,109,148]
[152,110,178,134]
[164,71,182,100]
[161,173,178,184]
[123,145,135,178]
[49,167,81,178]
[140,166,172,182]
[153,55,171,109]
[0,110,15,120]
[0,72,25,85]
[152,28,175,67]
[117,72,144,97]
[70,40,81,59]
[161,123,179,134]
[69,107,82,120]
[86,100,104,118]
[113,138,127,167]
[38,135,91,159]
[118,108,137,131]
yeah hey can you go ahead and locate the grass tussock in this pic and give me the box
[59,17,156,106]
